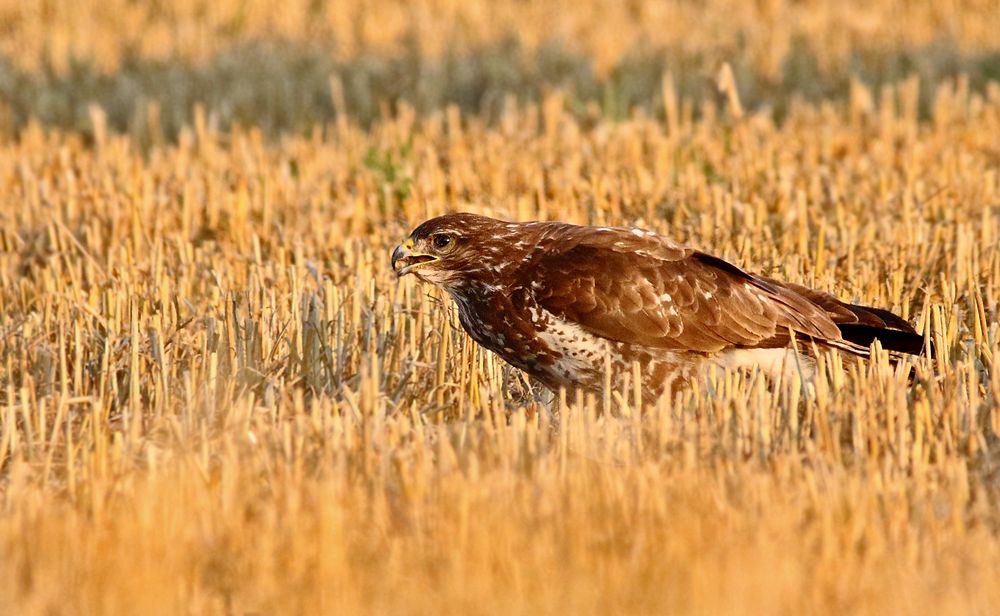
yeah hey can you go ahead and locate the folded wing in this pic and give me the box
[529,230,864,354]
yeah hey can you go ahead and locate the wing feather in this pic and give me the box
[526,230,844,353]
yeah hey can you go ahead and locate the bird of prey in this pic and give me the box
[391,213,924,399]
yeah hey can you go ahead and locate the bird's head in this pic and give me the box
[391,213,513,289]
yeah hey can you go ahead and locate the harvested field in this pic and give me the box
[0,1,999,614]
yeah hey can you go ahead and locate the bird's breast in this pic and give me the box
[447,288,693,396]
[448,289,594,385]
[525,307,608,383]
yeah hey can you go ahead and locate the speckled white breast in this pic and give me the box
[528,308,609,382]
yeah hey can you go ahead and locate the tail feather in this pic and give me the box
[762,278,930,357]
[838,302,932,357]
[836,323,928,356]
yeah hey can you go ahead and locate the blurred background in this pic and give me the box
[2,0,999,140]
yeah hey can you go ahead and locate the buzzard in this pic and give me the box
[391,213,924,399]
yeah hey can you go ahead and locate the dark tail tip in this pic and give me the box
[837,323,931,356]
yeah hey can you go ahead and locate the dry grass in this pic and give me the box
[1,1,1000,615]
[4,0,1000,137]
[4,0,1000,76]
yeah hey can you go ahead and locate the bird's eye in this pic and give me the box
[432,234,453,250]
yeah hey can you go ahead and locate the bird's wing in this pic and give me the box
[529,234,845,353]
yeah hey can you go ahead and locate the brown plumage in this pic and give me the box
[391,213,924,399]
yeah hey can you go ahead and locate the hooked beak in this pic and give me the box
[391,240,438,277]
